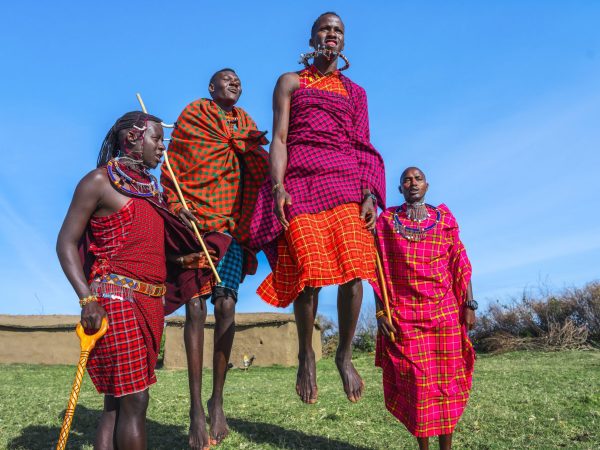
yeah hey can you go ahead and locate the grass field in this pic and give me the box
[1,351,599,449]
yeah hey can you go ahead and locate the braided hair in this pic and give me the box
[97,111,162,167]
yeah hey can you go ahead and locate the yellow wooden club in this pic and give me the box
[56,317,109,450]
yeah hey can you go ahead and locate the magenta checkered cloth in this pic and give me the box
[249,74,385,263]
[372,204,475,437]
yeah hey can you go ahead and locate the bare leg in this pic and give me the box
[114,390,149,450]
[417,437,430,450]
[335,278,364,402]
[207,293,236,444]
[94,395,118,450]
[185,297,210,450]
[439,433,453,450]
[293,287,320,403]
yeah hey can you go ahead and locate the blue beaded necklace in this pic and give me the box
[107,158,161,198]
[392,203,440,242]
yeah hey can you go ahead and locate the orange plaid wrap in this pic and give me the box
[257,203,376,307]
[161,98,269,245]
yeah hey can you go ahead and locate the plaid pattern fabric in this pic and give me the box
[249,73,385,253]
[161,98,269,247]
[215,237,243,293]
[87,292,164,397]
[258,203,376,307]
[89,199,166,284]
[372,204,475,437]
[299,65,348,96]
[86,196,167,396]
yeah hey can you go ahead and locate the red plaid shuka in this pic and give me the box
[371,204,475,437]
[86,198,165,397]
[258,203,376,307]
[161,98,269,249]
[249,72,385,267]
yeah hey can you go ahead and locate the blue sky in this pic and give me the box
[1,1,599,321]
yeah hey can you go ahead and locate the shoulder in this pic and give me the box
[181,98,211,114]
[74,167,109,197]
[340,74,365,93]
[275,72,300,93]
[81,167,108,186]
[436,203,459,229]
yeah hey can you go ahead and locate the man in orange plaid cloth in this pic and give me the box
[161,68,269,448]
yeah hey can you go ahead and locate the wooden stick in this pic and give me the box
[136,93,221,283]
[56,318,109,450]
[375,250,395,343]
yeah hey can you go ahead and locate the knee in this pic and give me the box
[186,297,207,323]
[299,286,320,300]
[120,390,149,416]
[213,294,236,321]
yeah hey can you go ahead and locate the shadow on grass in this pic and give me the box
[228,417,372,450]
[8,405,188,449]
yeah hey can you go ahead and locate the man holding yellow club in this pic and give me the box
[57,111,226,449]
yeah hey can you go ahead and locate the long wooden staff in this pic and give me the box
[375,250,395,343]
[56,317,109,450]
[136,93,221,283]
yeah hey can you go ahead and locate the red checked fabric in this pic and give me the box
[372,204,475,437]
[87,198,166,396]
[258,203,376,307]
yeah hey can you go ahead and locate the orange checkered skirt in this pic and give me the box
[257,203,376,307]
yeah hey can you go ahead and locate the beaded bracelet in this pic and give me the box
[375,310,385,319]
[79,294,98,308]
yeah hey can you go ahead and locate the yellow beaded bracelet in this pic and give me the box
[79,294,98,308]
[375,310,385,319]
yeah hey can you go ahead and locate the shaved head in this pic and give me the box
[400,166,426,183]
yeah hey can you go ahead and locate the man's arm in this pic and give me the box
[463,281,476,330]
[56,169,108,330]
[270,73,298,229]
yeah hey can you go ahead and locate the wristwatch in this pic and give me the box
[465,299,478,311]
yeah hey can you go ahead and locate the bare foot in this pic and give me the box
[296,351,318,403]
[207,396,229,445]
[335,352,364,403]
[189,406,210,450]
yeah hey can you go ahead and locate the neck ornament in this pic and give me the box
[392,203,440,242]
[107,158,161,198]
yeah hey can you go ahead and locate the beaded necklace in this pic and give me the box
[392,203,440,242]
[107,158,161,198]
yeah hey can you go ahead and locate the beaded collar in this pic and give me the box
[392,203,441,242]
[107,158,161,199]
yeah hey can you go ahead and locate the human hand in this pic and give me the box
[464,308,476,330]
[360,197,376,230]
[377,315,397,341]
[80,301,107,331]
[178,208,198,230]
[273,189,292,230]
[175,250,218,269]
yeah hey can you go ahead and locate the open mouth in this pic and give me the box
[325,39,337,47]
[228,87,239,94]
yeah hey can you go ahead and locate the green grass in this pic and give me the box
[1,351,599,449]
